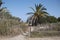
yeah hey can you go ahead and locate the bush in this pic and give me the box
[0,19,21,36]
[20,23,28,33]
[52,23,60,31]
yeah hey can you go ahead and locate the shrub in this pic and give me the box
[0,19,21,36]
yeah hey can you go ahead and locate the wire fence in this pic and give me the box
[28,22,60,37]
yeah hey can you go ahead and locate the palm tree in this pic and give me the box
[27,4,49,26]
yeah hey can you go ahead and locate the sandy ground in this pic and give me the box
[29,37,60,40]
[0,35,28,40]
[0,35,60,40]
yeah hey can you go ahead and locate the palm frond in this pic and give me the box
[42,11,49,14]
[35,4,38,11]
[27,12,34,15]
[42,11,49,16]
[0,0,3,6]
[35,4,43,12]
[41,7,47,10]
[30,7,35,12]
[39,3,43,8]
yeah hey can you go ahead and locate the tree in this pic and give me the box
[0,0,3,7]
[57,17,60,22]
[27,4,49,26]
[0,0,21,35]
[46,16,57,23]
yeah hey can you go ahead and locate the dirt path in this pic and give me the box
[0,35,28,40]
[0,35,60,40]
[29,37,60,40]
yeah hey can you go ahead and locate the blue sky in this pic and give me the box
[2,0,60,22]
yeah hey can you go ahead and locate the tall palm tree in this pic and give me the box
[27,4,49,26]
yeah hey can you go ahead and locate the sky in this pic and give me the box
[2,0,60,22]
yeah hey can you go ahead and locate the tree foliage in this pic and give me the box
[0,0,21,36]
[57,17,60,22]
[0,7,21,21]
[46,16,58,23]
[27,4,49,26]
[0,0,2,7]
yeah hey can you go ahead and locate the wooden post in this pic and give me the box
[29,26,31,37]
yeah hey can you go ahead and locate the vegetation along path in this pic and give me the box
[0,34,28,40]
[0,35,60,40]
[29,37,60,40]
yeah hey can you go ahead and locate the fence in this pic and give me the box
[28,22,60,37]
